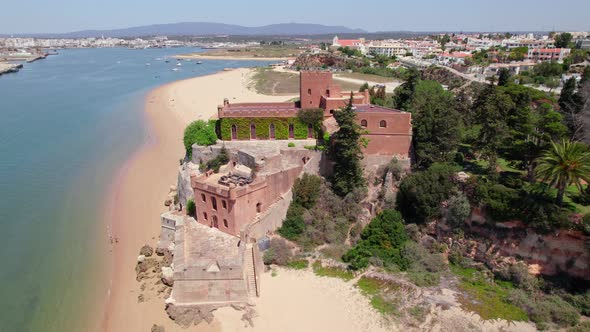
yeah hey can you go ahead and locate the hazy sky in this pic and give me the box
[1,0,589,34]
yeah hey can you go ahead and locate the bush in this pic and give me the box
[278,204,306,241]
[263,238,292,265]
[204,146,229,173]
[292,174,322,209]
[183,120,217,157]
[397,163,458,224]
[446,192,471,227]
[287,142,295,147]
[508,290,580,328]
[186,199,196,217]
[343,210,409,270]
[581,214,590,236]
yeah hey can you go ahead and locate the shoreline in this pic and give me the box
[100,67,295,331]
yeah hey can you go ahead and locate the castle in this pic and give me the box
[217,71,413,156]
[161,70,413,310]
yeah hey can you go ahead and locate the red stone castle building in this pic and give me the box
[218,71,413,157]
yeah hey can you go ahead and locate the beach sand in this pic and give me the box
[101,68,295,332]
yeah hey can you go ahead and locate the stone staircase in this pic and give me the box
[245,244,258,297]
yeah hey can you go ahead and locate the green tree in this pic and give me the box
[554,32,573,48]
[330,96,365,197]
[508,47,529,61]
[397,163,458,224]
[497,68,511,86]
[393,67,421,111]
[559,77,579,111]
[536,139,590,206]
[545,76,560,93]
[183,120,217,157]
[410,80,461,167]
[472,85,515,172]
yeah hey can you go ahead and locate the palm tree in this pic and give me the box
[536,140,590,206]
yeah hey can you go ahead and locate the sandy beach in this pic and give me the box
[101,68,295,331]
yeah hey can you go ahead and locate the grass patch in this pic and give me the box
[334,72,400,83]
[357,277,401,316]
[312,261,355,281]
[286,259,309,270]
[250,67,299,95]
[451,264,528,321]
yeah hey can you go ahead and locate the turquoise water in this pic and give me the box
[0,48,272,332]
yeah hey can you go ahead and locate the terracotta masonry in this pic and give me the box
[218,70,413,157]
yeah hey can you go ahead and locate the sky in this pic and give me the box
[1,0,589,34]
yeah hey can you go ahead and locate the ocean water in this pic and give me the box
[0,48,273,332]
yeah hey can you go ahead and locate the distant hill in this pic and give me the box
[7,22,367,38]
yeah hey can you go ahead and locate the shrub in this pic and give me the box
[293,174,322,209]
[287,142,295,147]
[278,204,306,241]
[508,290,580,328]
[183,120,217,157]
[263,238,292,265]
[343,210,409,270]
[446,192,471,227]
[397,163,458,224]
[186,199,196,217]
[204,146,229,173]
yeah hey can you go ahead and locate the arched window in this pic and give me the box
[222,200,227,209]
[203,212,208,221]
[201,193,206,202]
[250,123,256,139]
[256,202,262,213]
[308,88,312,95]
[380,120,387,128]
[288,124,294,139]
[212,215,218,228]
[361,119,368,127]
[325,89,330,96]
[231,124,237,140]
[211,197,217,211]
[307,124,313,138]
[269,123,276,139]
[223,219,228,228]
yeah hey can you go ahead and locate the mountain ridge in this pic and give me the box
[4,22,367,38]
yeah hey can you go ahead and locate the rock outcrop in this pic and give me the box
[177,161,200,208]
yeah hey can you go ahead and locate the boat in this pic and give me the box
[176,62,182,67]
[145,63,151,66]
[155,57,163,61]
[172,68,180,71]
[196,61,203,64]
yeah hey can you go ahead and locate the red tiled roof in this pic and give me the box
[337,40,362,47]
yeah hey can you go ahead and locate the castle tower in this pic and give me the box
[299,71,333,109]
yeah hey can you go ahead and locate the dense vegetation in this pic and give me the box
[278,174,363,250]
[183,120,217,157]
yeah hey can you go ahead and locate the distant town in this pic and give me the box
[2,31,589,88]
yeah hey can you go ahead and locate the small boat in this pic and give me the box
[172,68,180,71]
[145,63,151,66]
[176,62,182,67]
[196,61,203,64]
[155,57,163,61]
